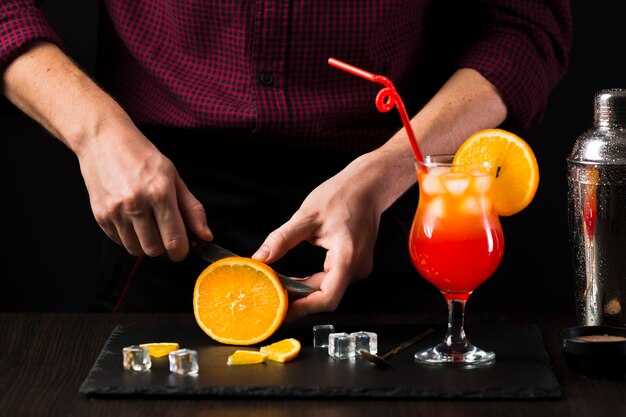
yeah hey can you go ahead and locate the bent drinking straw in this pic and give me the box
[328,58,425,170]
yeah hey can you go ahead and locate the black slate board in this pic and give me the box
[79,323,561,399]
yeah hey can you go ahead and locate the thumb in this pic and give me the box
[176,176,213,241]
[252,218,310,263]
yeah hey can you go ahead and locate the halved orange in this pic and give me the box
[139,342,180,358]
[193,257,288,346]
[452,128,539,216]
[260,338,301,363]
[227,350,268,365]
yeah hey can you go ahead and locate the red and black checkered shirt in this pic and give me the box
[1,1,572,152]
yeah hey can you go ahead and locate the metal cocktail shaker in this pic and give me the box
[567,89,626,327]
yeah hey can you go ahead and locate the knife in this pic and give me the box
[190,239,316,299]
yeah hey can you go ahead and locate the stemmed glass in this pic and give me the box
[409,155,504,366]
[326,58,503,366]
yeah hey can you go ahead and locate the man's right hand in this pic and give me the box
[2,42,212,261]
[76,116,213,261]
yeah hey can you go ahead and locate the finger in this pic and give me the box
[96,219,123,246]
[286,284,348,323]
[150,179,189,262]
[96,205,143,255]
[129,209,165,257]
[286,266,351,322]
[113,217,144,257]
[286,244,355,322]
[282,273,324,324]
[117,187,167,257]
[252,217,314,263]
[295,271,324,289]
[176,176,213,241]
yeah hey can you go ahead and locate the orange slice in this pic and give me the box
[193,257,288,346]
[227,350,268,365]
[260,338,301,363]
[139,342,180,358]
[452,128,539,216]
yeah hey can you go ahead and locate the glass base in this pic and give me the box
[414,342,495,368]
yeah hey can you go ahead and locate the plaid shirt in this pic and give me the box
[1,1,572,152]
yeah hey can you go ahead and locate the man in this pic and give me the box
[0,1,572,318]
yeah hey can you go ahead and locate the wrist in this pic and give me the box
[350,143,418,214]
[68,106,134,158]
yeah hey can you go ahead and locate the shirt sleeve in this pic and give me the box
[0,0,63,70]
[455,0,573,129]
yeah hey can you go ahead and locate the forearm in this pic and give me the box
[408,67,508,155]
[1,42,131,156]
[361,67,508,213]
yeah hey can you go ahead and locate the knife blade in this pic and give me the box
[190,239,315,299]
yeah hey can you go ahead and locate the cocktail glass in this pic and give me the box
[409,154,504,366]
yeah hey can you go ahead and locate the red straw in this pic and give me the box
[328,58,425,167]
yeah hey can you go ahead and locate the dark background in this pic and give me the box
[1,2,625,312]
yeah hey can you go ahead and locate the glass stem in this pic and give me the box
[444,299,468,353]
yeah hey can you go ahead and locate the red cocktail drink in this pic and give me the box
[410,155,503,365]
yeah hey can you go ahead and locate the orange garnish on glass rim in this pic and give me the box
[453,128,539,216]
[193,257,288,346]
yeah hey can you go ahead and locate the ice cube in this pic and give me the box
[421,175,445,195]
[123,345,151,372]
[461,196,481,214]
[443,176,470,196]
[473,176,493,194]
[428,196,446,218]
[350,331,378,355]
[328,332,356,359]
[428,167,448,176]
[313,324,335,348]
[168,348,199,375]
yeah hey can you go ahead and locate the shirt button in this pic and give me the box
[258,72,274,86]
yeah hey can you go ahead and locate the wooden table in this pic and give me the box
[1,312,624,416]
